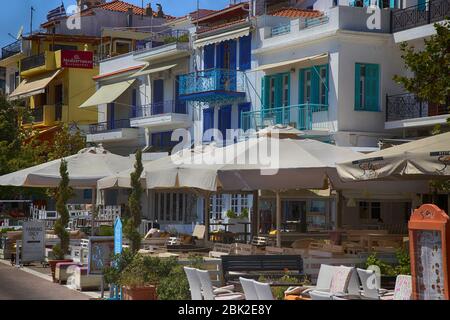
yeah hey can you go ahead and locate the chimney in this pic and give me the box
[127,7,133,27]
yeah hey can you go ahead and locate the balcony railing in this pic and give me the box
[391,0,450,33]
[271,24,291,37]
[89,119,131,134]
[22,107,44,124]
[178,68,246,98]
[134,100,188,118]
[21,53,46,72]
[241,104,329,131]
[1,40,21,60]
[386,93,449,122]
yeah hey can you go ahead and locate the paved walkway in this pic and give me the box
[0,262,89,300]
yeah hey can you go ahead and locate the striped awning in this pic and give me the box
[253,53,329,72]
[194,27,250,48]
[8,70,61,101]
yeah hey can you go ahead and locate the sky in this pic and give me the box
[0,0,232,47]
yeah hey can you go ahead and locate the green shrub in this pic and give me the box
[365,248,411,276]
[157,265,190,300]
[98,225,114,236]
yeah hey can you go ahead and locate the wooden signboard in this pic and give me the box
[409,204,450,300]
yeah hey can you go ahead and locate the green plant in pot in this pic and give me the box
[119,254,159,300]
[48,159,74,282]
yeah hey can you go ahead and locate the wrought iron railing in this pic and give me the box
[391,0,450,33]
[21,52,46,72]
[89,119,131,134]
[133,100,188,118]
[241,104,330,131]
[178,68,246,96]
[386,93,449,121]
[22,107,44,124]
[1,40,21,60]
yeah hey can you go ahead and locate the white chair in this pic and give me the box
[357,268,380,299]
[196,269,244,300]
[184,267,203,300]
[304,264,338,294]
[253,280,275,300]
[310,290,333,300]
[381,275,412,300]
[308,265,356,299]
[239,277,259,300]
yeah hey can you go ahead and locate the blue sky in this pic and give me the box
[0,0,231,47]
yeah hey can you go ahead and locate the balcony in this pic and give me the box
[241,104,330,132]
[1,40,21,60]
[130,100,191,131]
[267,16,330,39]
[87,119,138,143]
[21,105,56,127]
[385,93,449,129]
[178,69,246,103]
[391,0,450,33]
[20,51,59,77]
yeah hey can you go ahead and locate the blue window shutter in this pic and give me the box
[153,79,164,114]
[203,108,215,141]
[239,35,251,71]
[175,75,186,114]
[418,0,426,10]
[325,64,330,106]
[389,0,395,8]
[216,42,224,69]
[108,103,115,129]
[274,74,283,108]
[238,102,251,129]
[299,69,305,104]
[204,45,215,69]
[218,105,232,140]
[131,89,137,118]
[365,64,380,111]
[229,40,237,70]
[311,66,320,105]
[354,63,361,110]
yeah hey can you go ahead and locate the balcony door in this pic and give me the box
[54,84,63,121]
[218,105,232,143]
[153,79,164,115]
[108,103,115,130]
[216,40,237,91]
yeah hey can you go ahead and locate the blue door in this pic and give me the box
[108,103,115,129]
[131,89,137,118]
[218,105,232,143]
[175,75,186,114]
[203,108,215,141]
[239,35,251,71]
[153,79,164,114]
[204,44,215,70]
[238,102,251,129]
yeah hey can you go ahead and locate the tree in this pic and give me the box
[393,20,450,105]
[47,123,86,161]
[124,150,144,253]
[52,159,73,260]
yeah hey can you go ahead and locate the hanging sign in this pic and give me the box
[21,221,45,263]
[409,204,450,300]
[61,50,94,69]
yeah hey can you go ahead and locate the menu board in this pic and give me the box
[88,237,114,275]
[413,230,446,300]
[22,221,45,263]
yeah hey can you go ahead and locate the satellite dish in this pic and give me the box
[16,26,24,39]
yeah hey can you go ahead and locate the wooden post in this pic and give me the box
[204,192,211,243]
[252,190,259,239]
[336,191,343,230]
[276,190,281,248]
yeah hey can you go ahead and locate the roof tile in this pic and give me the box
[269,7,323,19]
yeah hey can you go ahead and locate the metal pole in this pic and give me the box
[204,192,211,243]
[276,191,281,248]
[30,6,34,36]
[91,188,96,236]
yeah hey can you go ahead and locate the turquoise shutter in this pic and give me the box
[363,0,371,6]
[324,64,329,106]
[262,76,271,110]
[365,64,380,111]
[389,0,395,8]
[274,74,283,108]
[299,69,305,105]
[311,66,319,105]
[355,63,361,110]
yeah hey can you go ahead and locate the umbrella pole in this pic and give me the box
[276,190,281,248]
[252,190,259,239]
[204,192,211,243]
[91,188,96,236]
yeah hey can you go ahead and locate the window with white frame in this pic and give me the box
[210,195,224,220]
[231,194,249,214]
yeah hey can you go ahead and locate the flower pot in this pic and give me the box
[48,259,73,283]
[122,285,157,300]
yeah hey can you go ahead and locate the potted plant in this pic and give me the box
[119,254,158,300]
[227,209,250,235]
[48,160,73,282]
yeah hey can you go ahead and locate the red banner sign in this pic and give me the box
[61,50,94,69]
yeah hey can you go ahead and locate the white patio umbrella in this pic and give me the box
[0,146,135,188]
[336,132,450,182]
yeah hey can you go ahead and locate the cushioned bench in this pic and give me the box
[72,266,103,291]
[55,262,81,284]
